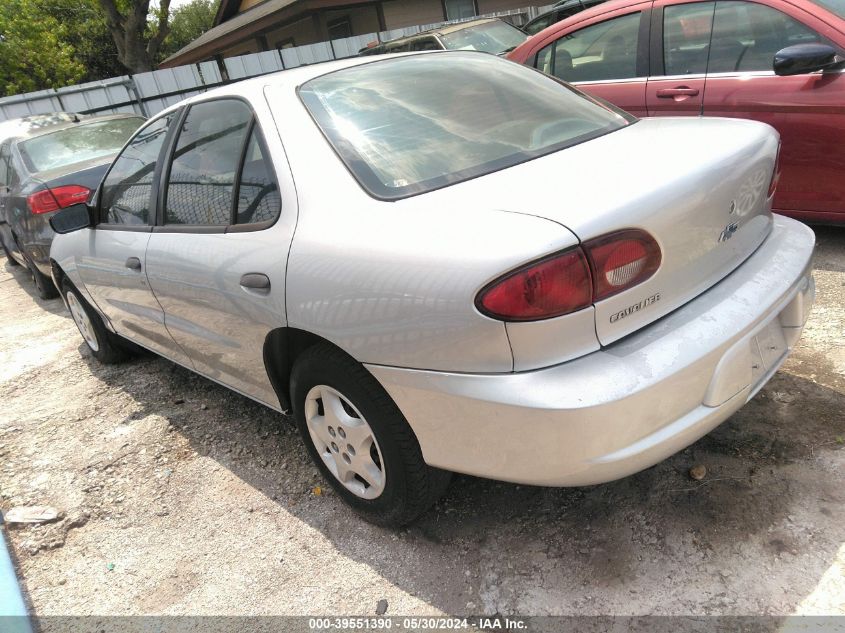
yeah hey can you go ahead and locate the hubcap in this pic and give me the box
[66,292,99,352]
[304,385,385,500]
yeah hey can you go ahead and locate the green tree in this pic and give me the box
[41,0,126,82]
[159,0,216,62]
[0,0,86,96]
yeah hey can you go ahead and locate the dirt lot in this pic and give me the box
[0,227,843,618]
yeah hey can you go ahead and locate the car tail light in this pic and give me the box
[584,229,661,301]
[27,185,90,215]
[768,143,782,198]
[476,229,661,322]
[476,248,593,321]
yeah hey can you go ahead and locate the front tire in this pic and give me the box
[63,281,130,364]
[290,344,451,527]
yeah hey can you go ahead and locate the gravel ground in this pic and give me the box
[0,227,843,617]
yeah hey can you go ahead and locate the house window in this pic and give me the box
[277,37,295,49]
[327,16,353,39]
[444,0,476,20]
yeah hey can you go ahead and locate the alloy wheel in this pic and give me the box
[304,385,386,499]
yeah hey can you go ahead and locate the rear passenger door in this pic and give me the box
[646,0,713,115]
[144,98,293,408]
[532,8,650,116]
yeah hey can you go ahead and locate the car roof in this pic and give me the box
[528,0,637,38]
[366,16,503,50]
[12,113,145,143]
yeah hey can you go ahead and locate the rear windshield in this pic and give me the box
[810,0,845,17]
[440,20,527,54]
[299,52,634,200]
[19,117,144,173]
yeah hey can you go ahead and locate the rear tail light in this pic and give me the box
[768,142,782,198]
[476,248,592,321]
[27,185,90,215]
[476,229,661,322]
[583,229,662,301]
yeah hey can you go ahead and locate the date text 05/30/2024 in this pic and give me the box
[308,616,528,630]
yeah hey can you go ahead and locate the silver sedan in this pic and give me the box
[48,52,815,525]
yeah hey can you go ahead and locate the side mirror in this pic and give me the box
[49,202,95,234]
[774,43,841,76]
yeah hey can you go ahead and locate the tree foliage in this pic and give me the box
[0,0,216,97]
[159,0,216,61]
[0,0,86,96]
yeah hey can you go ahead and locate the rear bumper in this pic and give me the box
[366,216,816,486]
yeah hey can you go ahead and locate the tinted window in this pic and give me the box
[164,100,252,226]
[536,12,641,82]
[236,130,281,225]
[101,115,172,225]
[18,117,144,173]
[300,53,633,200]
[439,20,527,54]
[664,3,714,75]
[709,1,822,73]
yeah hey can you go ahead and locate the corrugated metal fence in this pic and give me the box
[0,4,553,123]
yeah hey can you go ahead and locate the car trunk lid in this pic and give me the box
[425,116,779,346]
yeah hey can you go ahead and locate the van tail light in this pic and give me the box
[768,142,782,198]
[27,185,90,215]
[476,229,661,322]
[583,229,662,301]
[476,248,592,321]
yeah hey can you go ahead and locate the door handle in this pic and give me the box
[656,87,700,98]
[125,257,142,271]
[240,273,271,292]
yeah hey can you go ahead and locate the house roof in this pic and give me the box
[160,0,299,67]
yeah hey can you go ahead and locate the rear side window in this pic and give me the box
[163,99,281,228]
[165,100,252,226]
[101,115,173,225]
[236,130,281,224]
[663,3,715,75]
[536,12,642,82]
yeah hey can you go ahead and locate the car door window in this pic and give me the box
[235,129,281,225]
[664,3,715,75]
[100,114,173,225]
[536,12,642,82]
[709,1,822,73]
[164,99,253,226]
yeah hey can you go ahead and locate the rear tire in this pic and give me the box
[2,240,20,266]
[290,344,451,527]
[23,252,58,299]
[62,280,130,364]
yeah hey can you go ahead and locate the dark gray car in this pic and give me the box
[0,114,144,298]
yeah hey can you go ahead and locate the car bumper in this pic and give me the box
[365,216,816,486]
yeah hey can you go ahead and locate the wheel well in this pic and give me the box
[263,328,343,413]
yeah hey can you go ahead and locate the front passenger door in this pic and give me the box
[76,113,193,366]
